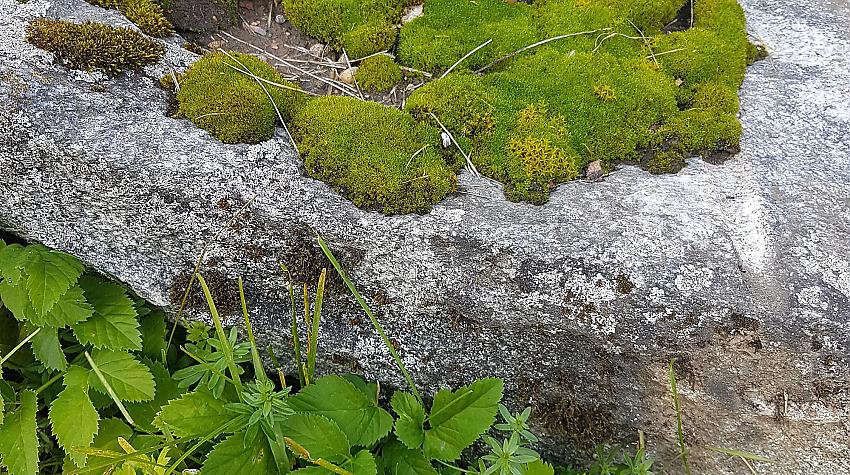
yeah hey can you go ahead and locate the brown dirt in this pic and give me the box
[168,0,427,109]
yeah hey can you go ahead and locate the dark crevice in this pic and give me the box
[664,0,693,33]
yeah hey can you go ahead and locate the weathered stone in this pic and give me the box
[1,0,848,472]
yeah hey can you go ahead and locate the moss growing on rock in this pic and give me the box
[292,96,460,214]
[175,51,307,144]
[401,0,753,204]
[280,0,406,59]
[354,54,402,92]
[85,0,173,37]
[398,0,539,73]
[25,19,164,73]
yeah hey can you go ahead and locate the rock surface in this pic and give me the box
[1,0,849,472]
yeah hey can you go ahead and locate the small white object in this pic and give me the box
[274,14,286,24]
[338,66,358,84]
[441,132,451,148]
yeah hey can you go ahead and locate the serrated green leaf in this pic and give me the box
[126,358,185,432]
[63,418,133,474]
[349,449,378,475]
[31,326,67,371]
[382,439,438,475]
[72,277,141,351]
[154,388,231,438]
[0,279,34,322]
[279,413,350,463]
[88,350,155,402]
[391,392,425,450]
[139,311,167,361]
[202,431,276,475]
[522,460,554,475]
[288,375,393,447]
[0,390,39,475]
[0,243,26,283]
[41,285,94,328]
[423,378,503,461]
[49,366,99,467]
[23,245,84,317]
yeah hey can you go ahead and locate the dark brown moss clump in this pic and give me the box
[25,19,165,73]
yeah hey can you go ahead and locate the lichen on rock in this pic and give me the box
[25,19,165,73]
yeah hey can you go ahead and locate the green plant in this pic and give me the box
[25,19,165,73]
[84,0,173,37]
[555,443,654,475]
[280,0,406,58]
[669,358,691,475]
[0,240,165,474]
[354,54,402,93]
[175,51,308,144]
[293,96,460,214]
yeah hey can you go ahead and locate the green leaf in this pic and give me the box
[138,311,167,361]
[423,378,503,461]
[279,413,350,463]
[202,431,276,475]
[382,439,437,475]
[72,277,141,351]
[31,326,67,371]
[0,243,26,283]
[41,285,94,328]
[154,388,231,438]
[391,392,425,450]
[0,390,39,475]
[126,358,185,432]
[23,245,84,317]
[349,449,378,475]
[522,460,554,475]
[63,418,133,474]
[288,375,393,447]
[0,279,34,322]
[87,349,155,402]
[49,366,99,467]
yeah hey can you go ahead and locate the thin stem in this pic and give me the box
[0,327,41,367]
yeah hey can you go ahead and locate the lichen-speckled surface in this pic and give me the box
[1,0,848,471]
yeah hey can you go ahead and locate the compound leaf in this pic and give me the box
[126,358,185,432]
[0,390,39,475]
[382,439,438,475]
[348,449,378,475]
[288,375,393,447]
[423,378,503,461]
[72,277,141,351]
[49,366,99,467]
[88,350,155,402]
[41,285,94,328]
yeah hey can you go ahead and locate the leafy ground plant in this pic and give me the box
[0,238,555,474]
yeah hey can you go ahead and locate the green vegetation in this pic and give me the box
[175,51,307,144]
[354,54,402,92]
[85,0,173,37]
[399,0,752,203]
[0,238,554,474]
[280,0,407,59]
[292,96,460,214]
[25,19,164,73]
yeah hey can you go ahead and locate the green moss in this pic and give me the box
[25,19,164,73]
[397,0,539,73]
[400,0,752,203]
[280,0,406,58]
[85,0,173,37]
[176,51,307,144]
[292,96,460,214]
[354,55,402,92]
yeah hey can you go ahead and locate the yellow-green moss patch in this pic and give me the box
[25,19,164,73]
[354,54,402,92]
[85,0,173,37]
[293,96,460,214]
[175,51,307,144]
[401,0,753,204]
[280,0,407,59]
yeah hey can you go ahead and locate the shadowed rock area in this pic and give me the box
[1,0,848,472]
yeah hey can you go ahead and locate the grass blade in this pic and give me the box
[196,274,243,394]
[306,268,326,382]
[317,235,422,403]
[279,263,305,386]
[238,276,266,383]
[84,351,135,427]
[669,358,691,475]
